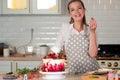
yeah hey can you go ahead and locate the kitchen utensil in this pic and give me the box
[40,45,49,57]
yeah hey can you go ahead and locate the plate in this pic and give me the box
[3,75,17,79]
[91,68,113,75]
[98,68,113,72]
[40,71,68,80]
[92,71,108,75]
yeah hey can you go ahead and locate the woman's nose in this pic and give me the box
[75,9,79,13]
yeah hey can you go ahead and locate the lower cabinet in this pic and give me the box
[0,61,41,73]
[0,61,12,73]
[16,61,41,70]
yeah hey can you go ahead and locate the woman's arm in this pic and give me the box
[50,24,67,53]
[88,18,98,57]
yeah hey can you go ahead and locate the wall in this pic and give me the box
[0,0,120,53]
[82,0,120,44]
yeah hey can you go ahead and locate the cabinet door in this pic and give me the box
[31,0,62,14]
[2,0,30,14]
[0,0,1,14]
[0,61,12,73]
[16,61,41,69]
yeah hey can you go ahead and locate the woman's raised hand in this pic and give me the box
[89,17,97,32]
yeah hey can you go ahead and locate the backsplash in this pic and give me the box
[0,0,120,53]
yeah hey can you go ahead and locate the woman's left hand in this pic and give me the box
[89,17,97,32]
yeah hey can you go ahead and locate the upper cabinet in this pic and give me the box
[1,0,65,14]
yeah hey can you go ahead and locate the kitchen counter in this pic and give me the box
[0,73,107,80]
[0,73,81,80]
[0,56,42,61]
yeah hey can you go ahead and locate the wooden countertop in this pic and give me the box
[81,72,107,80]
[97,57,120,60]
[0,74,81,80]
[0,73,107,80]
[0,56,42,61]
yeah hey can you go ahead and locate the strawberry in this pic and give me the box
[41,67,44,72]
[33,71,39,78]
[27,73,34,79]
[45,68,48,72]
[48,64,53,71]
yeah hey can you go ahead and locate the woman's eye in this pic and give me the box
[70,9,74,12]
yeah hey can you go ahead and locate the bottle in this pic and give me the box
[115,71,118,80]
[115,70,120,80]
[3,48,10,57]
[108,71,115,80]
[23,74,28,80]
[118,74,120,80]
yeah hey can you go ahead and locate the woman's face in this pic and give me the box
[69,1,85,22]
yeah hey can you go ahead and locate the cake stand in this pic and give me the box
[39,71,68,80]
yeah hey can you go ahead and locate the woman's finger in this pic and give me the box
[89,17,97,30]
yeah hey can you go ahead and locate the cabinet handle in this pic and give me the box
[16,62,18,70]
[10,62,13,72]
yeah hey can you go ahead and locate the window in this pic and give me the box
[2,0,29,14]
[2,0,62,14]
[37,0,56,10]
[31,0,61,14]
[7,0,27,10]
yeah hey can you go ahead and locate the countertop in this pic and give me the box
[0,72,107,80]
[0,73,81,80]
[0,56,42,61]
[0,56,109,61]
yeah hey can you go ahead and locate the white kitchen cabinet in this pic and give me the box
[16,61,41,69]
[0,0,1,14]
[1,0,64,14]
[0,60,41,73]
[0,61,12,73]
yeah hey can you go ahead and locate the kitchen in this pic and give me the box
[0,0,120,80]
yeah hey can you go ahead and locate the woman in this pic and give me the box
[49,0,100,73]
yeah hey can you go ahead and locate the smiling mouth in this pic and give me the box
[74,14,81,17]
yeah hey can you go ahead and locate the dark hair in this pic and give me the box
[67,0,88,26]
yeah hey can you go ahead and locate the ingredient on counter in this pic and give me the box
[3,75,17,80]
[16,67,39,79]
[23,74,28,80]
[89,75,99,78]
[6,72,13,75]
[115,70,120,80]
[92,71,108,75]
[107,71,115,80]
[16,68,30,75]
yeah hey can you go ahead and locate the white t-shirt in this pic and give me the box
[51,23,90,53]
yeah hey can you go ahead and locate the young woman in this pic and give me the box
[49,0,100,73]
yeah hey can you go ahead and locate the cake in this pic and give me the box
[41,53,65,72]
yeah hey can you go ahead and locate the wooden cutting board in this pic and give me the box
[81,72,107,80]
